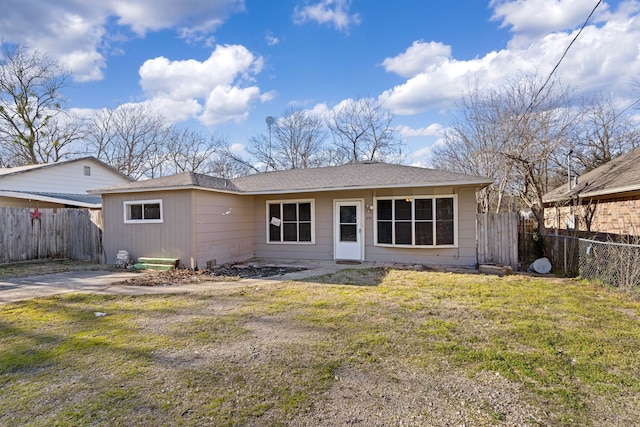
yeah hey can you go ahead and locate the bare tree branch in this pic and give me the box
[248,107,328,170]
[326,97,400,163]
[0,41,78,165]
[84,104,170,180]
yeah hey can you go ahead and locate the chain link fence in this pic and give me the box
[519,223,640,289]
[579,238,640,289]
[520,230,581,277]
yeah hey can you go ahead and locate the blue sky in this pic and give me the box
[1,0,638,165]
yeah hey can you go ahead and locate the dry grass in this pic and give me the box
[1,267,639,426]
[0,259,113,279]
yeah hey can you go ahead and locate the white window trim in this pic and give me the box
[373,195,458,248]
[124,199,164,224]
[266,199,315,244]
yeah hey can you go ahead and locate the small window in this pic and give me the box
[267,200,314,244]
[124,200,163,223]
[84,166,91,176]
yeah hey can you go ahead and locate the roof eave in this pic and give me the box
[543,192,575,204]
[240,179,494,195]
[544,183,640,203]
[91,184,243,196]
[578,184,640,199]
[0,191,101,208]
[94,178,493,196]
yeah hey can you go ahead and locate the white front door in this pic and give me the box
[334,200,363,261]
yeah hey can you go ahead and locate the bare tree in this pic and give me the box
[248,108,327,170]
[431,75,577,232]
[0,42,80,165]
[499,76,578,233]
[158,127,227,176]
[215,141,261,177]
[431,85,515,213]
[84,104,170,180]
[326,97,400,163]
[573,94,640,174]
[206,151,257,178]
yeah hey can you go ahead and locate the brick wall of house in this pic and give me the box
[544,195,640,236]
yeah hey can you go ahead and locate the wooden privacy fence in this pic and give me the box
[477,212,519,271]
[0,207,103,264]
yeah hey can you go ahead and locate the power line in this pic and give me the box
[528,0,602,113]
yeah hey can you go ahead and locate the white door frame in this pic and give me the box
[333,199,365,261]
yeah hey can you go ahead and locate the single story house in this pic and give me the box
[0,157,131,209]
[93,161,493,268]
[543,146,640,236]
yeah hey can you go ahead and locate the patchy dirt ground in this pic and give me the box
[112,263,307,287]
[0,259,120,280]
[2,260,637,425]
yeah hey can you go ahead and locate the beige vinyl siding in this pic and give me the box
[193,191,255,267]
[253,187,479,266]
[103,184,481,268]
[253,192,339,260]
[0,159,129,194]
[102,190,194,267]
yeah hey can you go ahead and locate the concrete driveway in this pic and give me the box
[0,269,295,304]
[0,259,387,304]
[0,270,142,304]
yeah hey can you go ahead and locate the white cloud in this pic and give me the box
[293,0,361,32]
[380,1,640,116]
[0,0,244,81]
[490,0,611,36]
[308,102,332,119]
[109,0,244,36]
[382,41,452,78]
[201,85,262,125]
[396,124,444,138]
[138,44,266,125]
[265,33,280,46]
[228,142,246,155]
[411,138,448,168]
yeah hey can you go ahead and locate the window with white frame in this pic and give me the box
[267,200,314,243]
[375,196,456,247]
[124,199,163,223]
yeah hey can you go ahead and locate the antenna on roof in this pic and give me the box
[265,116,275,172]
[567,149,573,190]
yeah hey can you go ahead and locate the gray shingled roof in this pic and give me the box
[544,147,640,203]
[94,172,236,193]
[231,162,492,193]
[26,192,102,205]
[94,162,493,195]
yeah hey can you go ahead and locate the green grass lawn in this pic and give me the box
[1,269,639,426]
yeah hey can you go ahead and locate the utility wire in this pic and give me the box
[527,0,602,114]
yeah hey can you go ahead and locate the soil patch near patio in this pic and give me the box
[112,263,307,287]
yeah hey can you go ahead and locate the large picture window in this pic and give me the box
[267,200,314,243]
[375,196,456,247]
[124,199,163,223]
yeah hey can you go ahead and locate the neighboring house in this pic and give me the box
[93,161,493,269]
[543,146,640,236]
[0,157,131,209]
